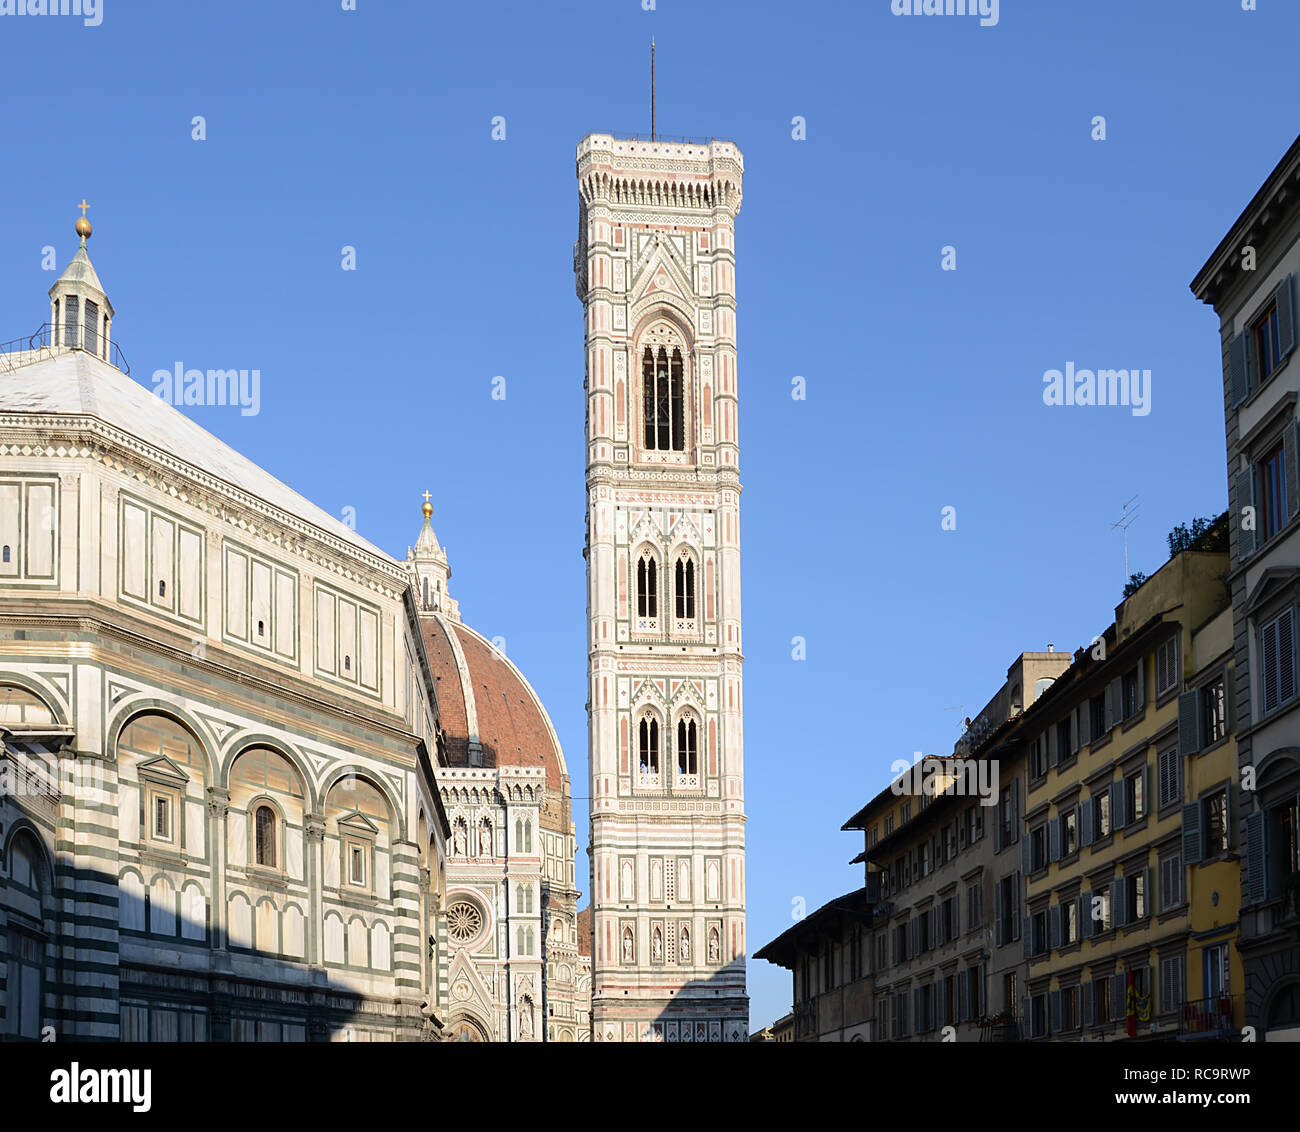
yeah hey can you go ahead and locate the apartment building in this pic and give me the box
[1192,133,1300,1042]
[1019,536,1234,1041]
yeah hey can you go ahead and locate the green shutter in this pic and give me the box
[1276,274,1295,358]
[1228,330,1251,407]
[1178,690,1202,756]
[1237,468,1257,561]
[1286,419,1299,522]
[1245,811,1272,904]
[1182,801,1204,865]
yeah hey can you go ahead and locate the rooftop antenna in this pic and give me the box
[650,39,656,141]
[1110,495,1141,582]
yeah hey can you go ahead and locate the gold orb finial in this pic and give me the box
[75,217,92,240]
[421,490,433,518]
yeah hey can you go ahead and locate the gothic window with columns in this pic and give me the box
[638,712,661,778]
[636,548,659,622]
[674,552,696,621]
[676,716,699,780]
[642,335,686,452]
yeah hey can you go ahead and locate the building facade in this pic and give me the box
[0,226,449,1041]
[1019,539,1238,1041]
[1192,136,1300,1042]
[407,508,590,1041]
[576,134,749,1042]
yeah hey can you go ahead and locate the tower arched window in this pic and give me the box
[254,805,277,868]
[677,718,698,777]
[637,552,658,619]
[638,715,660,775]
[674,555,696,620]
[642,344,685,451]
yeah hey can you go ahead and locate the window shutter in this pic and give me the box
[1021,829,1032,875]
[959,823,967,850]
[994,882,1004,946]
[1078,699,1091,747]
[1245,811,1272,904]
[910,917,918,957]
[1182,801,1204,865]
[1237,468,1257,561]
[954,896,960,938]
[1081,798,1094,847]
[1143,867,1151,920]
[1083,980,1094,1026]
[1290,420,1300,521]
[1050,905,1061,950]
[1136,657,1146,712]
[1082,891,1093,938]
[1049,817,1061,863]
[1012,873,1021,939]
[1050,989,1061,1036]
[1280,609,1297,707]
[913,988,922,1033]
[958,971,970,1023]
[1012,779,1020,838]
[1022,917,1031,959]
[1277,274,1296,358]
[1047,727,1058,768]
[1072,707,1081,753]
[1178,690,1202,756]
[1115,876,1128,927]
[867,871,881,905]
[937,981,946,1029]
[1113,973,1127,1021]
[1228,330,1251,407]
[1111,779,1125,831]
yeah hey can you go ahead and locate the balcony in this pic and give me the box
[1178,994,1242,1039]
[979,1016,1021,1042]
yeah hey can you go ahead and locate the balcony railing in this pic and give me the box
[1178,994,1242,1038]
[0,323,130,376]
[979,1017,1021,1042]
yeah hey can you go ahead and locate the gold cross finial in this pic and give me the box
[421,490,433,518]
[78,199,90,216]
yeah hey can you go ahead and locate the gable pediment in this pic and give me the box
[136,754,189,786]
[1243,566,1300,615]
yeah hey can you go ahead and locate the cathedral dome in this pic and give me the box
[421,613,570,831]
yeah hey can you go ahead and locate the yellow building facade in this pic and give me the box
[1021,536,1239,1040]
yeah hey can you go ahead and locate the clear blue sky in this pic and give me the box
[2,0,1295,1033]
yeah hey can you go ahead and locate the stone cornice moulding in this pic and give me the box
[0,606,424,751]
[0,415,408,596]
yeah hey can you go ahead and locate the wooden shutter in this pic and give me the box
[1021,828,1032,875]
[1111,780,1125,831]
[1012,872,1021,939]
[1112,974,1127,1021]
[1078,698,1091,747]
[1136,657,1146,712]
[1050,989,1061,1035]
[1049,817,1060,863]
[1182,801,1204,865]
[1290,420,1300,521]
[1237,468,1257,561]
[1081,798,1093,847]
[1071,706,1081,754]
[1022,915,1031,959]
[1277,274,1296,359]
[1115,876,1128,927]
[954,895,960,938]
[1228,330,1252,407]
[958,971,970,1023]
[1178,690,1202,756]
[1050,905,1061,950]
[994,882,1004,946]
[1245,811,1272,904]
[1083,980,1094,1026]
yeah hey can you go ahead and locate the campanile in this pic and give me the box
[575,133,748,1042]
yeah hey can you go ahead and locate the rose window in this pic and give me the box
[447,901,483,943]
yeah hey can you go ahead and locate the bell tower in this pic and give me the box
[575,132,748,1042]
